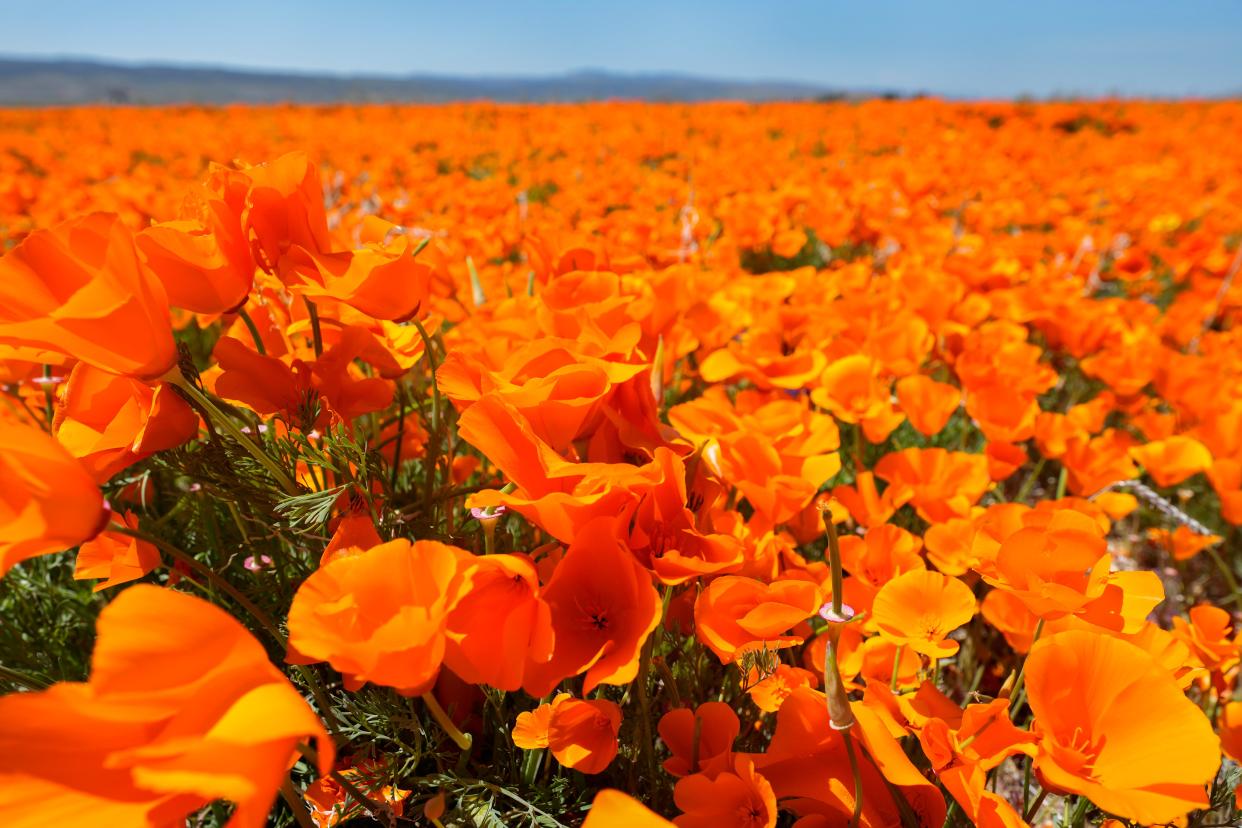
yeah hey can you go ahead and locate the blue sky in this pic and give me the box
[2,0,1240,98]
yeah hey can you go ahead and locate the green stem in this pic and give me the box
[237,306,267,355]
[824,512,844,616]
[1014,455,1046,504]
[168,374,299,495]
[635,628,659,785]
[422,692,473,751]
[1206,545,1242,601]
[1024,787,1048,822]
[843,730,864,828]
[279,776,316,828]
[390,380,407,492]
[304,298,324,357]
[413,319,444,526]
[1008,618,1045,713]
[890,644,904,692]
[520,748,544,788]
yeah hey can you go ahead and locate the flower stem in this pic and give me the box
[166,373,299,495]
[304,298,324,357]
[237,306,267,355]
[279,776,315,828]
[422,692,473,751]
[843,729,864,828]
[1008,618,1045,713]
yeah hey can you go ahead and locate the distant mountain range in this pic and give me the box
[0,56,889,105]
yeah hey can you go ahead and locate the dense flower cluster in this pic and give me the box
[1,100,1241,827]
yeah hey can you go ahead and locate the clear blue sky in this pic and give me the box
[2,0,1240,98]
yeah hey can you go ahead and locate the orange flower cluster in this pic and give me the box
[2,100,1242,826]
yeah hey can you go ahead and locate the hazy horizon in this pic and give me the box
[1,1,1240,99]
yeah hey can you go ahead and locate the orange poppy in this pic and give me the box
[1146,525,1223,561]
[872,569,977,658]
[874,447,991,523]
[1,421,106,577]
[286,539,472,695]
[749,687,946,827]
[1130,435,1213,487]
[673,755,777,828]
[444,552,555,691]
[1025,629,1220,824]
[694,576,821,664]
[812,354,890,424]
[745,664,819,713]
[137,216,254,315]
[53,362,198,481]
[582,789,674,827]
[895,374,960,437]
[0,212,178,380]
[72,511,160,591]
[520,517,661,696]
[658,702,740,778]
[0,585,332,827]
[830,471,912,529]
[513,693,622,774]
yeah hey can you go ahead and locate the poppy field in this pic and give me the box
[3,99,1242,827]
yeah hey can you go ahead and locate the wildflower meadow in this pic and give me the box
[2,99,1242,827]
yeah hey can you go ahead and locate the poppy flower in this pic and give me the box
[1025,629,1220,824]
[874,447,991,523]
[456,394,660,543]
[838,524,925,590]
[582,789,674,827]
[1170,604,1238,677]
[240,151,333,270]
[895,374,960,436]
[872,569,976,658]
[513,693,622,774]
[1130,435,1213,487]
[53,362,198,481]
[1146,525,1222,561]
[624,448,744,584]
[658,702,740,778]
[669,388,841,525]
[320,513,384,565]
[1221,702,1242,763]
[438,337,647,453]
[830,471,912,529]
[673,756,777,828]
[137,215,254,315]
[694,576,822,664]
[0,585,332,827]
[520,517,661,696]
[72,511,159,591]
[286,539,472,695]
[811,355,890,424]
[699,330,826,391]
[745,664,819,713]
[986,509,1164,631]
[0,212,178,380]
[1,421,106,577]
[750,687,946,827]
[280,227,434,322]
[443,552,555,691]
